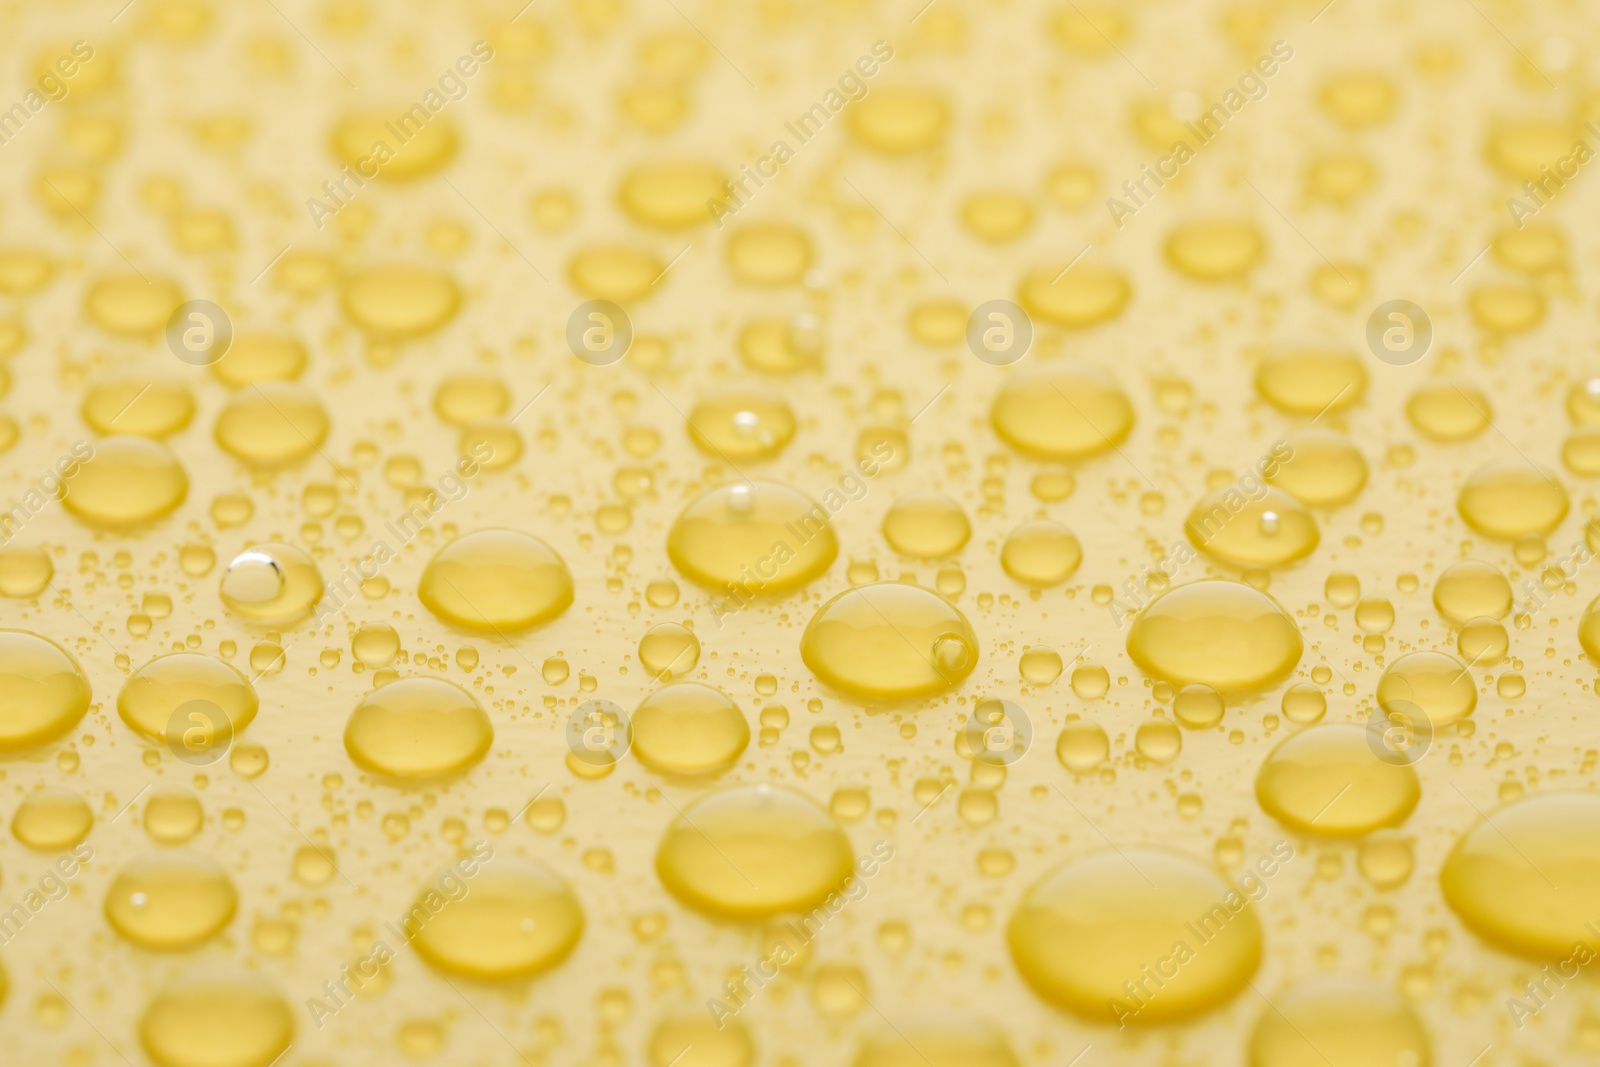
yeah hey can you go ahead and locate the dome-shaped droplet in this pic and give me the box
[1247,976,1431,1067]
[667,482,838,594]
[12,787,93,850]
[1457,460,1567,539]
[106,852,238,950]
[999,520,1082,585]
[82,374,195,438]
[991,366,1134,459]
[1185,486,1318,567]
[1126,581,1302,689]
[410,858,584,979]
[1376,651,1476,727]
[1016,264,1130,328]
[214,383,330,466]
[801,582,978,699]
[882,493,971,559]
[1255,348,1366,415]
[632,682,749,776]
[418,529,574,631]
[344,677,493,780]
[0,630,92,750]
[63,436,188,526]
[1164,218,1264,281]
[341,263,461,337]
[219,544,323,621]
[118,652,259,749]
[1255,725,1420,835]
[1265,429,1367,507]
[687,385,796,460]
[851,1018,1019,1067]
[1433,561,1511,622]
[139,974,292,1067]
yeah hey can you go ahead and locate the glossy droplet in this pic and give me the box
[655,784,853,918]
[650,1011,755,1067]
[119,652,258,753]
[1459,617,1508,665]
[908,299,966,346]
[0,246,53,294]
[1468,283,1544,333]
[411,858,583,979]
[961,191,1034,243]
[726,222,813,286]
[1016,264,1130,327]
[1319,71,1397,126]
[568,244,664,303]
[139,974,292,1067]
[107,852,238,949]
[668,482,838,594]
[1019,646,1063,684]
[1248,976,1430,1067]
[1255,348,1366,415]
[852,1018,1019,1067]
[1376,651,1476,727]
[687,385,796,460]
[0,544,53,598]
[214,383,330,466]
[12,787,92,850]
[1266,429,1367,507]
[638,622,700,679]
[84,273,183,337]
[848,87,948,153]
[991,366,1134,459]
[0,630,92,749]
[331,110,457,179]
[219,544,322,621]
[1280,683,1327,724]
[82,375,195,437]
[1008,847,1262,1022]
[619,160,726,228]
[1457,460,1567,539]
[1173,684,1225,728]
[1579,596,1600,661]
[632,682,749,775]
[344,677,494,780]
[1056,721,1109,772]
[353,622,401,666]
[1406,381,1490,441]
[63,436,187,526]
[1185,486,1318,567]
[341,264,461,337]
[1135,718,1181,762]
[1127,581,1302,689]
[144,790,204,845]
[418,529,574,631]
[1164,218,1264,281]
[1441,792,1600,958]
[1433,561,1511,622]
[1000,520,1082,585]
[801,582,978,699]
[213,332,306,389]
[882,493,970,559]
[1256,725,1419,835]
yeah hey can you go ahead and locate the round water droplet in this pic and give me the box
[219,544,322,621]
[1127,581,1302,689]
[650,1011,756,1067]
[1247,975,1430,1067]
[418,529,574,631]
[139,974,292,1067]
[341,264,461,337]
[1016,264,1130,328]
[1433,560,1511,622]
[801,582,978,699]
[144,790,204,845]
[1468,283,1544,333]
[687,385,796,460]
[848,87,949,153]
[991,366,1134,459]
[0,630,92,749]
[1019,646,1063,684]
[726,222,813,286]
[1174,683,1225,728]
[1007,847,1262,1022]
[882,493,971,559]
[1056,721,1109,772]
[212,332,306,389]
[1406,381,1490,441]
[0,544,53,598]
[632,682,749,775]
[344,677,494,780]
[1255,348,1366,415]
[999,520,1082,585]
[568,244,664,303]
[1457,460,1567,539]
[1164,218,1264,281]
[655,784,853,919]
[1186,486,1318,567]
[106,852,237,949]
[619,160,727,229]
[331,109,457,179]
[1256,724,1420,835]
[667,482,838,594]
[214,383,330,466]
[352,622,401,667]
[12,787,92,850]
[410,858,584,979]
[851,1018,1019,1067]
[63,436,188,526]
[638,622,700,679]
[1441,791,1600,958]
[1376,651,1476,727]
[84,273,183,337]
[1266,429,1367,507]
[82,374,195,437]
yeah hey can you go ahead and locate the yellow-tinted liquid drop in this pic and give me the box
[619,160,726,228]
[1164,218,1264,281]
[410,858,584,979]
[1432,560,1511,622]
[139,974,292,1067]
[1185,486,1318,567]
[0,544,53,598]
[1174,684,1225,728]
[848,87,949,153]
[655,783,854,918]
[418,529,574,631]
[667,482,838,594]
[999,520,1083,585]
[1255,348,1366,415]
[212,332,307,389]
[106,852,238,950]
[632,682,749,775]
[1266,429,1367,506]
[801,582,978,699]
[1405,381,1490,441]
[331,109,458,179]
[118,652,259,749]
[1016,264,1130,328]
[1255,725,1420,835]
[1468,283,1544,333]
[1247,975,1431,1067]
[214,383,330,466]
[0,630,92,749]
[63,436,188,526]
[344,677,494,781]
[568,243,665,303]
[82,375,195,437]
[1318,71,1397,127]
[1440,791,1600,958]
[341,264,461,337]
[637,622,700,679]
[84,273,183,337]
[852,1019,1019,1067]
[650,1011,756,1067]
[726,222,813,285]
[1007,846,1263,1022]
[1376,651,1476,727]
[1126,580,1302,689]
[1056,721,1110,772]
[12,787,93,850]
[991,365,1134,459]
[882,493,971,558]
[687,385,797,460]
[143,789,204,845]
[1456,460,1568,539]
[218,544,323,621]
[961,191,1034,243]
